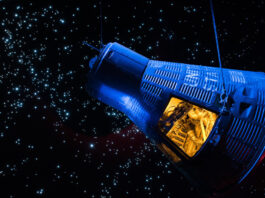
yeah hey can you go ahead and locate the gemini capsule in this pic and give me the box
[86,42,265,193]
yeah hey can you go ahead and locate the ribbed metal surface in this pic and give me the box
[144,74,178,90]
[253,90,265,125]
[254,106,265,124]
[141,61,183,105]
[229,70,247,84]
[257,90,265,104]
[155,69,180,81]
[141,82,163,105]
[179,84,213,103]
[225,118,263,164]
[165,63,182,72]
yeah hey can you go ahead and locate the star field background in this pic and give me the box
[1,0,265,197]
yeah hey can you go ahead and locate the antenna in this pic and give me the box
[83,42,100,52]
[209,0,228,110]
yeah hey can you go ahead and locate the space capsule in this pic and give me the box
[86,42,265,193]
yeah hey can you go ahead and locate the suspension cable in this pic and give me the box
[209,0,228,111]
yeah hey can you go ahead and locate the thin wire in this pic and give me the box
[83,42,100,52]
[210,0,222,68]
[99,0,103,47]
[209,0,227,107]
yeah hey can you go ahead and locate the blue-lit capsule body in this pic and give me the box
[86,42,265,193]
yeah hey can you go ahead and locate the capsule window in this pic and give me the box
[158,97,218,157]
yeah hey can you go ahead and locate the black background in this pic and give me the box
[1,0,265,197]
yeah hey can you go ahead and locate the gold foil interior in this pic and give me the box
[158,97,218,157]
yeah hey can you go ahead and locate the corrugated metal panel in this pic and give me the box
[225,117,263,164]
[179,84,213,103]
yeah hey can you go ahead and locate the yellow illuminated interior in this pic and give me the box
[158,97,218,157]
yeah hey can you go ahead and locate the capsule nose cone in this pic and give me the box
[89,56,98,71]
